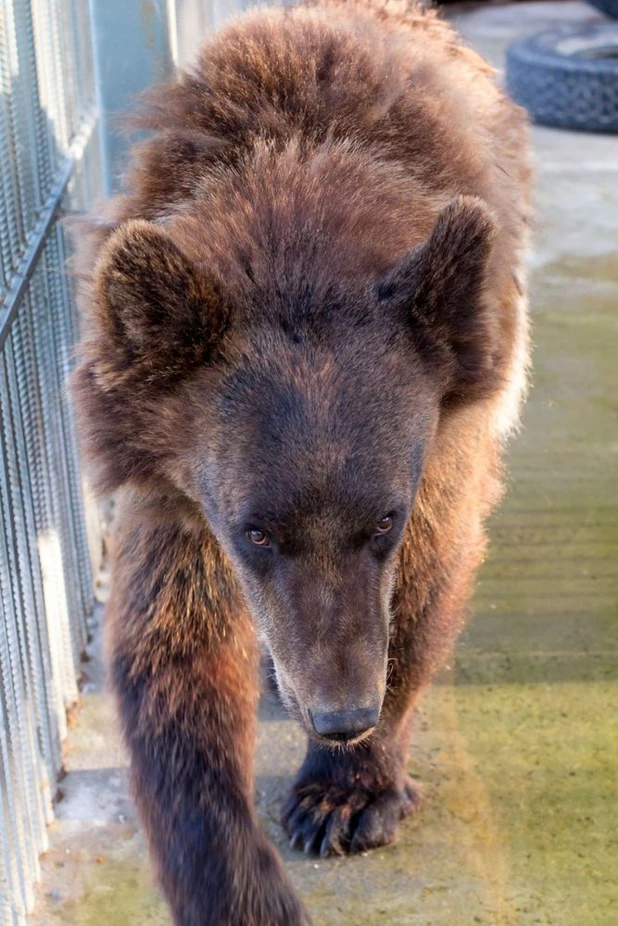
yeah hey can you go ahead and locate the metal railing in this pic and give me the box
[0,0,103,921]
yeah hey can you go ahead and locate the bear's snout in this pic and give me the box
[308,705,380,743]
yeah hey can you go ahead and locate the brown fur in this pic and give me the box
[72,2,530,923]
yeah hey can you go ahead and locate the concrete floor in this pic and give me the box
[32,3,618,924]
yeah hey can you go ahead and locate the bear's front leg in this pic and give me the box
[281,710,422,859]
[108,497,309,926]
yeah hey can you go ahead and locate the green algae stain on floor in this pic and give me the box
[431,243,618,925]
[55,860,168,926]
[38,830,169,925]
[438,680,618,926]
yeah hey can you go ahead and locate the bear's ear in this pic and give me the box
[376,196,499,403]
[92,219,227,388]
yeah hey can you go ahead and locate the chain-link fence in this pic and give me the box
[0,0,103,921]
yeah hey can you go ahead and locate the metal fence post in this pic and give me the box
[87,0,175,194]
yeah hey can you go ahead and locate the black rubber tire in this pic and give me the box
[587,0,618,18]
[506,24,618,133]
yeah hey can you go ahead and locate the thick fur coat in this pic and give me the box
[72,2,530,923]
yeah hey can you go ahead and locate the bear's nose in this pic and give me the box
[308,706,380,741]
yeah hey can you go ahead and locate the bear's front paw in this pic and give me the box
[281,773,421,859]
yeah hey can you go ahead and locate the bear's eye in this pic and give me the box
[247,528,271,547]
[375,515,393,535]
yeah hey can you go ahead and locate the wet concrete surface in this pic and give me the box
[31,3,618,924]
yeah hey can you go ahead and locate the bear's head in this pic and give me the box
[78,195,498,745]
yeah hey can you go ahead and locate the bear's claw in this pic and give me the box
[281,775,422,858]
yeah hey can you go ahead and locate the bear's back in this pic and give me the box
[125,1,528,229]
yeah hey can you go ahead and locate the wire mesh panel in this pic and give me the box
[0,0,102,922]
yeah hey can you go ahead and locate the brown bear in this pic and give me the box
[71,1,531,923]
